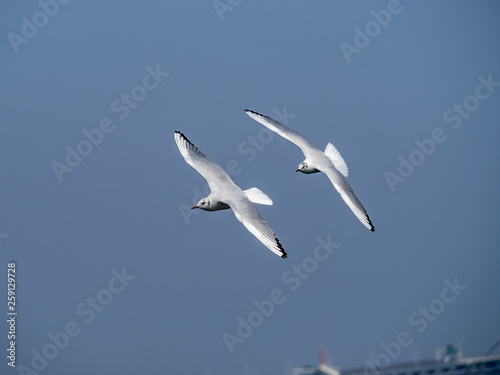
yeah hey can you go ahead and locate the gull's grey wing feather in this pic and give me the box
[227,196,287,259]
[244,110,317,158]
[174,131,237,192]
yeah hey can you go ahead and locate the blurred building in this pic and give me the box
[294,344,500,375]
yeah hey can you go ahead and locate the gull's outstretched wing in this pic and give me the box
[227,196,287,259]
[322,166,375,232]
[174,131,237,192]
[244,110,317,158]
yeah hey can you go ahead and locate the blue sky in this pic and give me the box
[1,1,499,374]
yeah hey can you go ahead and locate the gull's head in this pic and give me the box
[192,197,229,211]
[192,198,210,210]
[297,161,320,174]
[296,162,307,173]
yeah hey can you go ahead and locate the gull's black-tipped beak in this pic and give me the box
[191,206,199,209]
[295,169,300,172]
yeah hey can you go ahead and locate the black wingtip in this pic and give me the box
[275,236,287,259]
[366,215,375,232]
[174,130,185,140]
[174,130,186,138]
[245,109,273,122]
[174,131,196,147]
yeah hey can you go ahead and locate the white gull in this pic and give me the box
[245,110,375,232]
[174,131,287,258]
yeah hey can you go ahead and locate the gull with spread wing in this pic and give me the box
[174,131,287,258]
[245,110,375,232]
